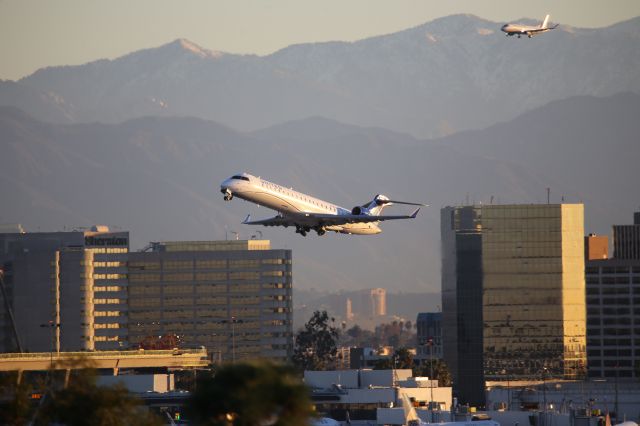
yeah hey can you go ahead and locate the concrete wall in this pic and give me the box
[97,374,175,393]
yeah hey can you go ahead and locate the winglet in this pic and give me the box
[242,214,251,224]
[410,208,421,218]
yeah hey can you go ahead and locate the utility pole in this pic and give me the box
[0,269,24,353]
[429,337,434,422]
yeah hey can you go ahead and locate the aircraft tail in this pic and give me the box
[365,195,426,216]
[540,14,550,28]
[401,392,425,426]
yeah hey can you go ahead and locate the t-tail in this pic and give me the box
[355,195,426,216]
[540,14,550,28]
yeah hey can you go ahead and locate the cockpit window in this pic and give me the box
[231,175,250,181]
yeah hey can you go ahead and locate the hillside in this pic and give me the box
[1,92,638,292]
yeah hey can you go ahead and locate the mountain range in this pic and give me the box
[2,92,639,292]
[1,14,639,138]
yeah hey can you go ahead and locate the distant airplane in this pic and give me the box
[501,14,558,38]
[220,173,425,236]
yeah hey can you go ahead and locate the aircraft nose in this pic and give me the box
[220,178,233,192]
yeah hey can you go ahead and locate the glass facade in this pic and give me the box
[127,241,293,363]
[442,204,587,405]
[481,204,586,380]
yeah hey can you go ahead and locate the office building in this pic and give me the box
[442,204,587,406]
[346,288,387,320]
[0,227,129,352]
[586,212,640,379]
[127,240,292,362]
[613,211,640,259]
[416,312,442,359]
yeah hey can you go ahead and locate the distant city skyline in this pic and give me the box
[1,0,639,80]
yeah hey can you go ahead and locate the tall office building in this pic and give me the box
[0,227,129,352]
[127,240,293,362]
[347,288,387,320]
[586,212,640,379]
[613,212,640,259]
[442,204,587,406]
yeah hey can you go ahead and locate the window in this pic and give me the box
[231,175,250,181]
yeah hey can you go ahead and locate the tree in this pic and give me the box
[35,358,162,426]
[372,347,413,370]
[415,359,452,387]
[186,360,314,426]
[0,371,33,425]
[292,310,339,371]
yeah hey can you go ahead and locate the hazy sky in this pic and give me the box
[1,0,639,80]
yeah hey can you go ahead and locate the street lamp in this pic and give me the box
[428,336,434,422]
[222,316,243,362]
[40,321,61,380]
[541,367,548,413]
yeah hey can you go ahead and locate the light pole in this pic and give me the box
[223,316,242,363]
[40,321,60,381]
[541,367,548,413]
[428,337,434,422]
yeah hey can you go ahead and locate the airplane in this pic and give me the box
[401,393,500,426]
[501,14,558,38]
[220,172,425,236]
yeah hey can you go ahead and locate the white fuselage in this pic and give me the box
[501,23,551,36]
[220,173,382,235]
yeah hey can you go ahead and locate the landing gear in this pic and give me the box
[295,226,310,237]
[315,227,326,236]
[222,189,233,201]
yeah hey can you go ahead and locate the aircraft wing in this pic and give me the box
[312,208,421,225]
[242,209,420,227]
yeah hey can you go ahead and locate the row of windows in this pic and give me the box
[587,297,639,305]
[94,323,121,329]
[587,318,633,325]
[94,286,124,292]
[93,274,127,280]
[94,298,122,304]
[587,338,637,346]
[587,307,640,316]
[588,349,632,356]
[94,335,121,342]
[87,248,127,254]
[129,259,289,270]
[93,261,126,267]
[586,266,640,274]
[261,180,336,212]
[94,311,121,317]
[129,272,289,282]
[586,277,640,285]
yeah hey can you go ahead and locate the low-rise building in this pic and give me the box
[305,369,452,424]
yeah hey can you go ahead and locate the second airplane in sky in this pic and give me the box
[220,173,425,236]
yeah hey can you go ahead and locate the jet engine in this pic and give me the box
[351,206,366,215]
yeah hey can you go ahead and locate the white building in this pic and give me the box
[305,369,452,425]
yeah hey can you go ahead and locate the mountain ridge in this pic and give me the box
[2,14,638,138]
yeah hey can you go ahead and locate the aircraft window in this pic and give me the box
[231,175,250,181]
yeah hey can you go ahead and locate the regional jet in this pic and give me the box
[220,173,425,236]
[501,14,558,38]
